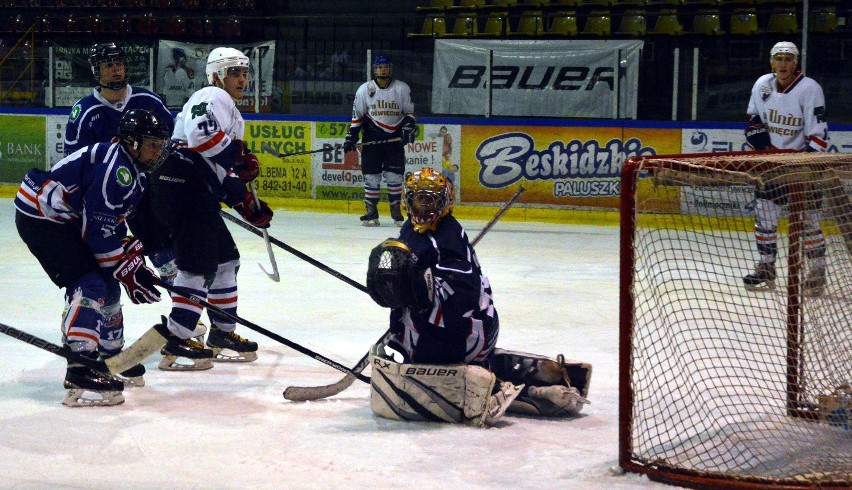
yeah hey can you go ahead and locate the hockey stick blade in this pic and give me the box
[249,181,280,282]
[281,185,527,401]
[0,321,166,377]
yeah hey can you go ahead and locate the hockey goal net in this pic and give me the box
[619,151,852,489]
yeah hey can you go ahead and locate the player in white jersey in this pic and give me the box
[344,55,416,226]
[743,41,830,296]
[150,47,271,370]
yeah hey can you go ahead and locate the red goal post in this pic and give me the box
[619,151,852,489]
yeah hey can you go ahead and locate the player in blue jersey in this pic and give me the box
[64,43,173,155]
[365,168,589,425]
[61,43,176,385]
[15,110,170,407]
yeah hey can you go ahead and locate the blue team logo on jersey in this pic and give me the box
[70,104,81,122]
[116,167,133,187]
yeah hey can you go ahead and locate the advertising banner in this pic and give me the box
[0,115,47,183]
[244,120,312,198]
[48,42,152,108]
[433,39,642,118]
[156,40,276,112]
[460,125,680,207]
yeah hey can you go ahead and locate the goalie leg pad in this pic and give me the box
[493,348,592,398]
[369,354,518,427]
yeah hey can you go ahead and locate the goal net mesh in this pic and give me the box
[621,152,851,488]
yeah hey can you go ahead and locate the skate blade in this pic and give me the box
[744,281,775,291]
[361,220,380,227]
[158,355,214,371]
[62,388,125,407]
[211,348,258,363]
[115,374,145,388]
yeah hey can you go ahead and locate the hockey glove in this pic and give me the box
[343,131,358,153]
[114,238,161,304]
[400,116,416,144]
[745,118,771,151]
[233,140,260,182]
[234,192,273,228]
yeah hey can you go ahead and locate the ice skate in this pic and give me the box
[100,353,145,387]
[207,325,258,362]
[743,262,776,291]
[514,385,589,417]
[390,201,404,227]
[482,381,524,426]
[63,358,125,407]
[159,333,214,371]
[360,203,380,227]
[803,267,826,298]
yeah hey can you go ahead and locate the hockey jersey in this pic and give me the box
[747,71,829,152]
[389,215,498,366]
[64,85,173,156]
[171,86,248,205]
[350,79,414,142]
[14,143,147,270]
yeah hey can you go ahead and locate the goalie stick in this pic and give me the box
[0,321,169,377]
[282,184,528,401]
[155,281,369,382]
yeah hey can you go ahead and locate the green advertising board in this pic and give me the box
[0,115,46,184]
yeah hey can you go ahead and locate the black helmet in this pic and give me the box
[118,109,171,172]
[89,43,128,90]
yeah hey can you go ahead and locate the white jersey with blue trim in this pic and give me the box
[14,142,146,269]
[350,79,414,140]
[64,85,173,156]
[747,71,829,152]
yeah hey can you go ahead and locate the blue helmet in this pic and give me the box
[373,55,392,82]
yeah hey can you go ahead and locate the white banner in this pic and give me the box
[156,40,276,111]
[432,39,642,118]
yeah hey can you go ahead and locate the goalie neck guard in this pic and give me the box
[404,167,454,233]
[89,43,128,91]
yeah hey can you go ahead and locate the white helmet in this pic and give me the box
[206,47,249,85]
[770,41,799,60]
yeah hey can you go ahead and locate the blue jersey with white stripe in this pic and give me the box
[64,85,173,156]
[15,142,147,270]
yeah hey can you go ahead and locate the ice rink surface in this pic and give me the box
[0,198,672,490]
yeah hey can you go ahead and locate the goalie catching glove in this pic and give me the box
[367,238,434,310]
[233,192,273,228]
[745,116,772,151]
[113,237,161,304]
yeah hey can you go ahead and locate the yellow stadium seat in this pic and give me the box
[408,14,448,38]
[457,0,486,8]
[489,0,519,7]
[416,0,455,12]
[547,10,578,36]
[691,8,723,35]
[516,9,545,35]
[766,7,799,34]
[617,9,647,35]
[810,7,837,34]
[451,14,479,35]
[650,8,683,35]
[730,7,758,35]
[478,10,510,36]
[583,10,612,36]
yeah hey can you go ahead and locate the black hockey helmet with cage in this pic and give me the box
[89,43,128,90]
[118,109,171,173]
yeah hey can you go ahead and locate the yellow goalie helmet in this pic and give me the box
[404,167,455,232]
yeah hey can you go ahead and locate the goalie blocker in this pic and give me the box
[369,346,591,425]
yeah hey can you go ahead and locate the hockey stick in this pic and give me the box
[220,210,369,293]
[249,181,280,282]
[155,281,369,382]
[282,184,528,401]
[0,321,169,377]
[263,138,402,160]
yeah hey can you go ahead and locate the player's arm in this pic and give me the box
[344,86,367,152]
[802,84,829,152]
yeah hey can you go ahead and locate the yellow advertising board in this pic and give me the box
[460,125,681,208]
